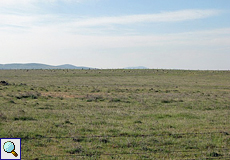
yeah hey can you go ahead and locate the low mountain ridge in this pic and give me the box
[0,63,148,69]
[0,63,92,69]
[124,66,148,69]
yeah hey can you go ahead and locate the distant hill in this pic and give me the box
[0,63,92,70]
[124,66,148,69]
[0,63,149,69]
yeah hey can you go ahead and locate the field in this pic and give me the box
[0,69,230,159]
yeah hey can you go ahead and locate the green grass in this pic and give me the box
[0,69,230,159]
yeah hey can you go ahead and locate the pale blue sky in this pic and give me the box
[0,0,230,69]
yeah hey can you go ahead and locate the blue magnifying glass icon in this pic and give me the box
[3,141,18,157]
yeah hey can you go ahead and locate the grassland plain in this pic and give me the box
[0,69,229,159]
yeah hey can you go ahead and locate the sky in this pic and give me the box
[0,0,230,69]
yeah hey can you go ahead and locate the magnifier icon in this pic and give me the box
[3,141,18,157]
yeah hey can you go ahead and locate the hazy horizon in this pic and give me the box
[1,63,230,70]
[1,0,230,70]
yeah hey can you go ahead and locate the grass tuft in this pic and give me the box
[13,116,36,121]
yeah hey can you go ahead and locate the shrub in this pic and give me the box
[109,98,121,102]
[14,117,36,121]
[15,92,41,99]
[0,112,7,120]
[68,146,83,154]
[161,99,174,103]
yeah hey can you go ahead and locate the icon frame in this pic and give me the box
[0,138,21,160]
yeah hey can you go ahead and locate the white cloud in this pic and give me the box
[0,0,83,6]
[1,25,230,51]
[68,9,221,27]
[0,14,34,27]
[0,9,222,33]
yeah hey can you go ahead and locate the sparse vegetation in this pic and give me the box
[0,69,229,159]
